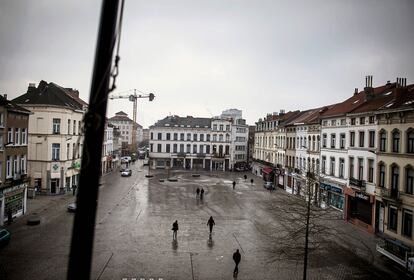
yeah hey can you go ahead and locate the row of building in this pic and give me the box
[0,80,144,226]
[148,109,249,171]
[252,76,414,261]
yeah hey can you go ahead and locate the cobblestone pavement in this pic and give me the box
[0,163,410,279]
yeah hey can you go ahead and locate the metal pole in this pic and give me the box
[67,1,119,279]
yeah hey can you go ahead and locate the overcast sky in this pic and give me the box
[1,0,413,128]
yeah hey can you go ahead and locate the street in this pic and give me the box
[0,160,409,280]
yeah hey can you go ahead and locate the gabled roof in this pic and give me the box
[0,95,31,115]
[151,115,211,128]
[319,83,399,118]
[108,113,142,128]
[12,80,87,110]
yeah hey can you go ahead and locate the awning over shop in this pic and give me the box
[262,167,273,174]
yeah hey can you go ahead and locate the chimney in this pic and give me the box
[279,109,285,115]
[395,77,408,100]
[354,88,358,95]
[364,75,374,100]
[396,77,407,88]
[3,94,7,100]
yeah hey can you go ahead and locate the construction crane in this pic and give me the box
[109,89,155,153]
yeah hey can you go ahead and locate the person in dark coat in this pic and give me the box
[243,175,247,181]
[200,188,205,200]
[7,208,13,225]
[207,216,215,234]
[233,249,241,275]
[232,181,236,189]
[250,178,254,185]
[196,188,200,198]
[72,185,77,196]
[172,220,179,240]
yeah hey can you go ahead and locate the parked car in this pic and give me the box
[264,181,275,190]
[121,169,132,177]
[0,229,10,248]
[121,156,131,163]
[67,202,77,212]
[143,159,149,166]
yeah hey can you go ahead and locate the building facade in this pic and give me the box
[0,96,30,226]
[108,111,142,155]
[13,81,87,194]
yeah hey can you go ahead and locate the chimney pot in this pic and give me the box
[3,94,7,99]
[354,88,358,95]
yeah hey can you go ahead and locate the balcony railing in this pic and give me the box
[381,188,402,204]
[349,178,366,190]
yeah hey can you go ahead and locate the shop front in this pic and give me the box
[0,182,28,226]
[319,182,344,211]
[261,167,274,182]
[344,187,375,233]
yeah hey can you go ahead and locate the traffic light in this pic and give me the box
[149,93,155,101]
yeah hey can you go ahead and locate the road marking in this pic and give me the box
[96,252,113,280]
[135,209,142,222]
[232,233,245,254]
[189,252,195,280]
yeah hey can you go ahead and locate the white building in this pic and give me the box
[101,121,115,174]
[13,81,87,194]
[108,111,143,154]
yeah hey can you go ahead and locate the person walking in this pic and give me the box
[72,185,77,196]
[207,216,215,235]
[233,249,241,275]
[232,181,236,190]
[172,220,179,241]
[250,178,254,185]
[243,175,247,181]
[196,188,200,198]
[200,188,205,200]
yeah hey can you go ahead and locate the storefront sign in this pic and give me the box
[71,161,81,169]
[3,183,28,195]
[355,192,370,201]
[52,162,60,172]
[320,183,342,194]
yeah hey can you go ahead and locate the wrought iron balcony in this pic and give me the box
[380,188,402,204]
[349,178,366,190]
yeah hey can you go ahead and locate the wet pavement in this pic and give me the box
[0,161,410,279]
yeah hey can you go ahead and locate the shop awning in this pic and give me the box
[262,167,273,174]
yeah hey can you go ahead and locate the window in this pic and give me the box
[330,157,335,176]
[20,155,26,174]
[379,164,385,188]
[340,134,345,149]
[15,128,20,145]
[71,121,77,135]
[369,116,375,124]
[368,159,374,183]
[369,131,375,148]
[331,120,336,126]
[351,118,356,125]
[408,130,414,153]
[359,131,365,147]
[6,156,11,178]
[150,132,153,140]
[67,143,70,159]
[78,121,82,135]
[173,133,178,140]
[0,135,3,150]
[193,134,197,141]
[157,144,162,152]
[13,156,18,174]
[392,130,400,152]
[180,133,184,141]
[206,145,210,154]
[166,144,170,153]
[350,131,355,147]
[0,112,3,127]
[193,144,197,153]
[330,134,336,148]
[359,117,365,125]
[340,119,346,125]
[213,124,217,131]
[179,144,184,152]
[8,128,13,144]
[388,207,398,231]
[226,125,230,131]
[52,143,60,161]
[322,156,326,174]
[213,135,217,141]
[187,133,191,141]
[219,124,224,131]
[158,133,162,140]
[207,134,210,141]
[349,157,354,178]
[166,133,170,140]
[339,158,344,178]
[199,145,204,153]
[391,166,399,191]
[379,131,387,152]
[358,158,364,180]
[219,134,223,142]
[403,210,413,238]
[225,145,230,155]
[68,119,71,134]
[406,167,414,195]
[322,134,327,148]
[150,144,153,152]
[186,144,191,153]
[53,118,61,134]
[200,134,204,141]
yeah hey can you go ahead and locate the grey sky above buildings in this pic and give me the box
[0,0,413,128]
